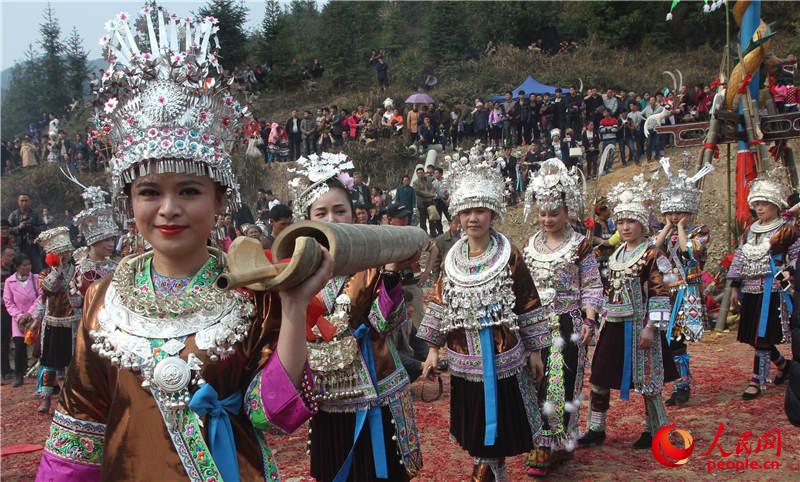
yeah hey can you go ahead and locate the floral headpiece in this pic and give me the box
[288,152,354,220]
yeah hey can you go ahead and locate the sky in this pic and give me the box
[0,0,277,69]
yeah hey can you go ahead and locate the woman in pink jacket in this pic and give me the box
[2,254,41,387]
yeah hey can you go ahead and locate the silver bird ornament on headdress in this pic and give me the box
[658,152,714,215]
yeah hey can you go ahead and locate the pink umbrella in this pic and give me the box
[405,92,435,104]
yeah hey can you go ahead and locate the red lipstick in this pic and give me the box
[155,225,187,236]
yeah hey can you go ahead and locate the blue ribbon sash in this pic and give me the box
[759,255,794,339]
[620,320,633,400]
[666,285,686,347]
[189,383,243,482]
[479,325,498,446]
[333,325,388,482]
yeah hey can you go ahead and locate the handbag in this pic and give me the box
[427,204,441,221]
[569,146,584,158]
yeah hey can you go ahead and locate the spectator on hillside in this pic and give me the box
[515,90,531,146]
[502,91,518,147]
[539,93,554,142]
[310,59,324,78]
[473,101,489,141]
[582,121,600,178]
[354,204,370,224]
[627,102,646,162]
[603,89,619,116]
[19,136,37,168]
[350,172,372,210]
[417,116,436,148]
[642,97,664,161]
[7,194,43,273]
[619,110,640,166]
[267,122,289,162]
[561,128,580,169]
[407,105,420,144]
[567,85,583,134]
[375,56,389,88]
[263,204,293,250]
[489,102,505,148]
[484,39,497,57]
[552,88,568,134]
[286,110,302,161]
[41,208,54,231]
[584,88,604,128]
[432,166,449,223]
[300,110,316,156]
[598,109,619,173]
[412,165,437,235]
[47,113,59,141]
[255,189,271,225]
[394,175,416,225]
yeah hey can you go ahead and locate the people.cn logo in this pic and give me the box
[652,423,695,467]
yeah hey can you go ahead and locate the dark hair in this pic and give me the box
[13,254,31,270]
[505,90,512,95]
[518,90,525,96]
[434,167,443,174]
[305,177,355,220]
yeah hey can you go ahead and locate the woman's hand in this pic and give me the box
[639,325,656,350]
[528,351,544,383]
[580,324,594,346]
[279,247,334,308]
[421,347,439,379]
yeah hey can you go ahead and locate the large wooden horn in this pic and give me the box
[216,221,429,291]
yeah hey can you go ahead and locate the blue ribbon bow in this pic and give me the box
[666,285,686,347]
[189,383,243,482]
[333,325,388,482]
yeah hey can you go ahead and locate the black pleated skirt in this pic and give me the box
[310,406,410,482]
[40,325,72,370]
[737,293,785,346]
[589,322,678,389]
[450,373,534,458]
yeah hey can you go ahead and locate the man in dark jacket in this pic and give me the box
[394,175,416,225]
[7,194,43,273]
[584,88,604,129]
[285,110,302,160]
[349,172,372,210]
[567,86,583,135]
[552,88,568,134]
[473,103,490,142]
[517,90,532,145]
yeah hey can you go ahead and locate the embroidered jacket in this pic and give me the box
[36,256,315,482]
[418,232,547,382]
[727,221,800,293]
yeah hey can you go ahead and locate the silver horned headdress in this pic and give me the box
[523,157,585,221]
[288,152,355,220]
[445,152,506,219]
[95,7,249,212]
[657,153,713,214]
[36,227,74,255]
[607,174,654,226]
[747,166,793,209]
[63,169,119,246]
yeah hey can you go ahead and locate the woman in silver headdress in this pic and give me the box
[653,157,713,406]
[33,227,78,414]
[36,8,331,481]
[521,159,603,477]
[578,176,678,450]
[418,154,547,482]
[289,153,423,481]
[727,168,799,400]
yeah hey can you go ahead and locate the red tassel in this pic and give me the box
[738,72,754,95]
[45,253,60,267]
[709,77,721,90]
[720,253,735,269]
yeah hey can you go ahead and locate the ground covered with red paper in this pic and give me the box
[2,331,799,481]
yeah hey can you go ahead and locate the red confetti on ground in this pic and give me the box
[3,332,799,480]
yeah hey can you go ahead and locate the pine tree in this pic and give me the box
[64,27,88,101]
[424,1,468,61]
[38,2,68,115]
[261,0,282,44]
[198,0,249,71]
[1,46,45,139]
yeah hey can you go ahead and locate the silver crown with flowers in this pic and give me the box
[657,153,714,214]
[36,227,74,255]
[445,151,506,219]
[747,166,794,209]
[63,168,119,246]
[288,152,354,220]
[95,7,249,211]
[523,157,585,221]
[607,174,654,226]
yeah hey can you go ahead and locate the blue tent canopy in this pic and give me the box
[490,75,559,102]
